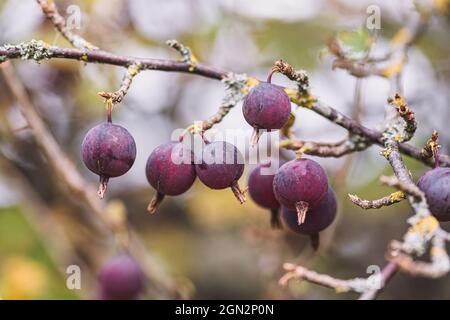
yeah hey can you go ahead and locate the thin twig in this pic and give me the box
[280,135,370,157]
[280,263,385,293]
[348,191,406,210]
[36,0,98,50]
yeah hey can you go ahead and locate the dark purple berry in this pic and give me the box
[146,142,196,213]
[417,167,450,222]
[281,188,337,250]
[82,122,136,198]
[273,158,328,225]
[195,141,246,203]
[242,73,291,145]
[248,160,286,228]
[98,254,144,300]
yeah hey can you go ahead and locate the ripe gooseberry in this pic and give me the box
[248,160,286,229]
[195,141,246,203]
[273,158,328,225]
[242,69,291,145]
[82,122,136,198]
[98,254,144,300]
[417,167,450,222]
[146,142,196,213]
[281,188,337,250]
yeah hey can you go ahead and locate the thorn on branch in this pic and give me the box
[166,39,198,71]
[348,191,406,210]
[273,60,309,94]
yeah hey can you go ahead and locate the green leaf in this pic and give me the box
[337,27,372,59]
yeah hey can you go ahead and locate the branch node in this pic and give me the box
[386,93,417,142]
[166,39,198,71]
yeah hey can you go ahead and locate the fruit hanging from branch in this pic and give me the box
[417,167,450,222]
[273,158,329,226]
[146,142,197,214]
[281,188,337,250]
[195,141,246,204]
[248,160,286,229]
[81,120,136,199]
[242,68,291,145]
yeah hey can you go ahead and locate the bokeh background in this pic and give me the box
[0,0,449,299]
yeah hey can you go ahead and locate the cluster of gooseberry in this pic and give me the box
[80,103,247,210]
[81,68,338,250]
[248,158,337,249]
[81,67,450,299]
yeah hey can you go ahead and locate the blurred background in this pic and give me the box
[0,0,449,299]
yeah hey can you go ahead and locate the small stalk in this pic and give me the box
[147,192,165,214]
[106,98,113,123]
[270,208,282,229]
[433,147,440,168]
[250,128,262,147]
[231,181,246,204]
[266,67,278,84]
[310,233,320,251]
[98,176,109,199]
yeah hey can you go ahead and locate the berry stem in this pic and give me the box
[250,128,261,147]
[310,233,320,251]
[106,98,113,123]
[200,131,210,144]
[433,147,440,168]
[231,181,246,204]
[148,192,165,214]
[98,176,109,199]
[270,208,282,229]
[295,201,309,225]
[266,67,278,84]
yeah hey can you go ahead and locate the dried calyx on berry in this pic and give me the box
[281,188,337,250]
[242,67,291,146]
